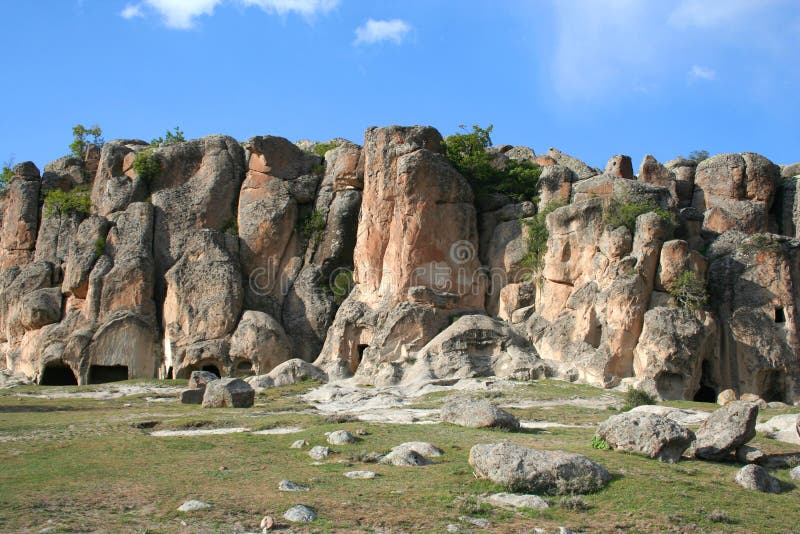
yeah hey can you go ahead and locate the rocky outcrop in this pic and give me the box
[596,412,695,462]
[440,397,520,430]
[0,164,41,268]
[689,401,758,460]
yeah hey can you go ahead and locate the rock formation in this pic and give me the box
[0,126,797,403]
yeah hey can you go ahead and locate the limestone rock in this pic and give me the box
[308,446,331,460]
[755,414,800,445]
[605,155,633,180]
[246,358,326,390]
[201,378,255,408]
[481,493,549,510]
[344,470,377,479]
[179,388,204,404]
[283,505,317,523]
[381,448,433,467]
[327,430,356,445]
[547,148,598,180]
[177,500,211,512]
[689,401,758,460]
[278,480,309,492]
[596,412,695,462]
[229,310,292,375]
[188,370,219,388]
[734,465,780,493]
[390,442,444,458]
[440,397,520,431]
[469,443,611,495]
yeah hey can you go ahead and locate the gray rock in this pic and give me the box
[179,388,204,405]
[246,358,327,390]
[481,492,549,510]
[283,504,317,523]
[290,439,309,449]
[381,449,433,467]
[596,412,695,463]
[390,442,444,458]
[229,310,292,375]
[441,397,520,431]
[278,480,309,492]
[735,445,766,464]
[755,414,800,445]
[547,147,599,180]
[201,378,255,408]
[177,500,211,512]
[690,401,758,460]
[281,264,338,362]
[327,430,356,445]
[790,466,800,480]
[734,464,781,493]
[308,445,331,460]
[344,470,377,479]
[188,370,219,389]
[469,443,611,495]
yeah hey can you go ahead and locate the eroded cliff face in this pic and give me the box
[1,126,798,403]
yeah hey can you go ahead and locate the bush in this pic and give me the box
[151,126,185,147]
[133,149,161,184]
[224,218,238,236]
[667,270,708,311]
[688,150,709,163]
[591,435,610,450]
[559,495,591,511]
[312,141,338,157]
[604,195,674,234]
[442,124,541,202]
[70,124,103,159]
[623,387,657,411]
[1,161,13,189]
[520,201,566,272]
[301,209,326,246]
[43,188,92,218]
[94,237,106,257]
[329,269,354,304]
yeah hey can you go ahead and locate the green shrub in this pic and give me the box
[151,126,185,147]
[560,495,591,511]
[604,195,675,234]
[311,163,325,175]
[1,163,13,189]
[329,269,354,304]
[301,209,326,246]
[667,270,708,311]
[70,124,103,159]
[591,435,610,450]
[623,387,657,411]
[442,124,541,202]
[688,149,709,163]
[312,141,338,157]
[741,233,783,254]
[94,237,106,257]
[520,200,566,272]
[224,218,238,236]
[133,149,161,184]
[43,188,92,218]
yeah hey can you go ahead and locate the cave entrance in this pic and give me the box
[693,360,717,403]
[202,364,221,378]
[39,363,78,386]
[775,306,786,323]
[350,344,368,374]
[166,367,174,380]
[88,365,129,384]
[758,370,785,402]
[234,361,253,377]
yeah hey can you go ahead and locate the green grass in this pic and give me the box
[0,379,798,532]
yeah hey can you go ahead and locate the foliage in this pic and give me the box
[133,149,161,184]
[43,187,92,218]
[311,163,325,175]
[741,233,783,254]
[560,495,591,511]
[520,201,567,272]
[301,209,326,246]
[329,269,354,304]
[94,237,106,257]
[1,158,13,189]
[442,124,541,202]
[591,435,610,450]
[224,218,238,236]
[604,194,675,234]
[688,150,709,163]
[667,270,708,311]
[313,141,339,157]
[151,126,185,147]
[623,387,657,411]
[70,124,103,160]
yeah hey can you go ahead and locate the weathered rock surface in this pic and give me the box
[283,505,317,523]
[734,464,781,493]
[246,358,326,390]
[469,443,611,495]
[480,493,549,510]
[201,378,255,408]
[441,397,520,431]
[689,401,758,460]
[326,430,356,445]
[596,412,695,462]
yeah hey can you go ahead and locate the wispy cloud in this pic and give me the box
[689,65,716,81]
[354,18,411,45]
[122,0,338,29]
[668,0,776,29]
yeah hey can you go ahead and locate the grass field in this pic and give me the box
[0,379,798,533]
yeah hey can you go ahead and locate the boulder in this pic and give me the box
[638,155,675,188]
[179,388,204,404]
[790,466,800,481]
[734,465,781,493]
[308,445,331,460]
[547,148,598,180]
[201,378,255,408]
[605,155,633,180]
[278,480,309,492]
[390,442,444,458]
[283,505,317,523]
[344,470,377,479]
[327,430,356,445]
[717,389,737,405]
[755,414,800,445]
[595,412,695,462]
[245,358,327,390]
[689,401,758,460]
[735,445,766,464]
[469,443,611,495]
[188,370,219,389]
[229,310,292,375]
[381,448,434,467]
[480,493,549,510]
[177,500,211,512]
[440,397,520,431]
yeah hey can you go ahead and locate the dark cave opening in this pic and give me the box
[88,365,129,384]
[39,363,78,386]
[693,360,717,403]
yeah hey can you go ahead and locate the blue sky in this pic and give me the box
[1,0,798,171]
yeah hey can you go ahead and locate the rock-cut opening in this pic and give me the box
[234,360,253,377]
[39,363,78,386]
[693,360,717,403]
[88,365,129,384]
[351,344,368,374]
[774,306,786,323]
[757,369,785,403]
[202,364,221,378]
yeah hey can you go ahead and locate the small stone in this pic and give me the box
[219,466,228,471]
[734,464,781,493]
[260,515,274,530]
[290,439,309,449]
[179,388,205,405]
[390,441,444,458]
[355,428,368,436]
[177,499,211,512]
[308,445,331,460]
[460,516,490,528]
[283,504,317,523]
[789,466,800,481]
[717,389,737,405]
[278,480,309,492]
[327,430,356,445]
[189,370,219,389]
[345,470,377,479]
[381,449,433,467]
[446,525,459,533]
[481,493,549,510]
[735,445,766,464]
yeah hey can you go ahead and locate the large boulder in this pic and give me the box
[469,443,611,495]
[547,148,598,180]
[0,164,41,268]
[246,358,327,390]
[440,397,520,431]
[90,139,150,216]
[689,401,758,460]
[596,412,695,462]
[229,310,292,375]
[734,465,781,493]
[201,378,255,408]
[61,216,110,298]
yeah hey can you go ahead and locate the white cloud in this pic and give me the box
[354,18,411,45]
[120,4,145,19]
[142,0,223,29]
[240,0,338,16]
[689,65,716,81]
[668,0,775,29]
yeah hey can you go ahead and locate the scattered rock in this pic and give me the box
[344,470,377,479]
[390,441,444,458]
[327,430,356,445]
[179,388,204,405]
[260,515,274,531]
[177,500,211,512]
[596,412,695,463]
[283,504,317,523]
[201,378,255,408]
[188,370,219,389]
[440,397,520,431]
[739,393,768,409]
[717,389,737,405]
[290,439,309,449]
[278,480,309,492]
[735,445,766,464]
[481,492,549,510]
[469,443,611,495]
[381,449,434,467]
[734,465,781,493]
[689,401,758,460]
[790,466,800,481]
[755,414,800,445]
[308,445,331,460]
[628,405,710,426]
[460,516,491,528]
